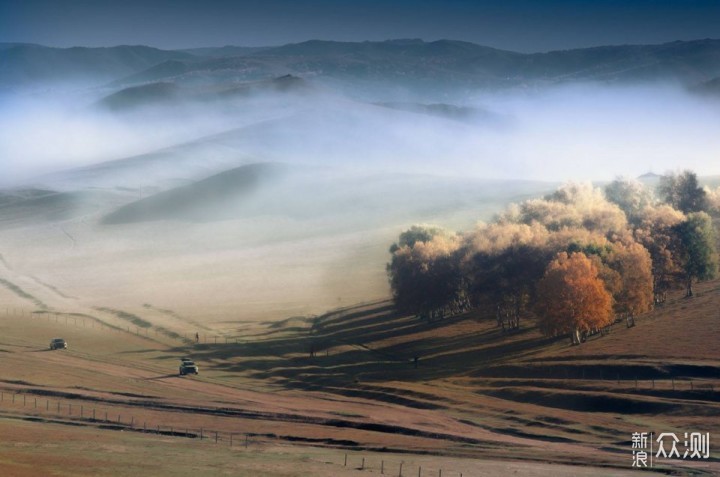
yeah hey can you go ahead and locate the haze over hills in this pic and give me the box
[2,35,720,320]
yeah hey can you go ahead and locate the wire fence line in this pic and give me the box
[0,390,474,476]
[0,389,259,447]
[340,452,467,477]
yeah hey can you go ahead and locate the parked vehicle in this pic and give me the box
[49,338,67,350]
[179,359,199,375]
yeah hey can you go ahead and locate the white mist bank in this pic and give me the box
[1,81,719,188]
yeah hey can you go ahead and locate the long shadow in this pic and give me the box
[149,302,567,402]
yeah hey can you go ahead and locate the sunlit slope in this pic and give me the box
[172,281,718,471]
[2,283,716,473]
[186,279,720,386]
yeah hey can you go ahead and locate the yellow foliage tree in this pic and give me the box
[535,252,614,344]
[606,241,654,317]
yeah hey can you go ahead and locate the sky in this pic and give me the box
[1,0,719,52]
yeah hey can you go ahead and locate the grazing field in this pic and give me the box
[0,278,718,475]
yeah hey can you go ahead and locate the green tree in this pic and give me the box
[633,204,685,303]
[658,170,708,214]
[673,212,719,297]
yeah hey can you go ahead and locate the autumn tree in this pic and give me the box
[672,212,719,297]
[388,225,449,253]
[535,252,614,345]
[604,242,654,316]
[502,182,628,237]
[387,232,465,318]
[658,170,708,214]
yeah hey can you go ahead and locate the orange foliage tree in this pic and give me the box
[605,242,654,317]
[535,252,614,344]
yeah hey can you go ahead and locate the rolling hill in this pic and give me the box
[0,43,194,90]
[107,38,720,96]
[0,270,716,475]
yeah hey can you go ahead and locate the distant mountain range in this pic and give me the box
[3,38,720,94]
[0,43,192,89]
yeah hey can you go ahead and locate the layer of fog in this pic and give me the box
[1,81,719,190]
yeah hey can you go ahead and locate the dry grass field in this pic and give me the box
[0,275,718,475]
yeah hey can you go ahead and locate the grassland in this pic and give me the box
[0,276,718,475]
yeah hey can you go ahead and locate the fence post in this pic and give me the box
[361,457,365,470]
[23,394,26,406]
[418,466,421,477]
[81,405,83,417]
[399,461,403,477]
[344,454,347,466]
[34,398,37,408]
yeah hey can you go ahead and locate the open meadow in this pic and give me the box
[0,275,718,475]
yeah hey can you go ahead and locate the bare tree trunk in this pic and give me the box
[686,275,693,297]
[570,328,581,345]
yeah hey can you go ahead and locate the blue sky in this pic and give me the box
[1,0,719,52]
